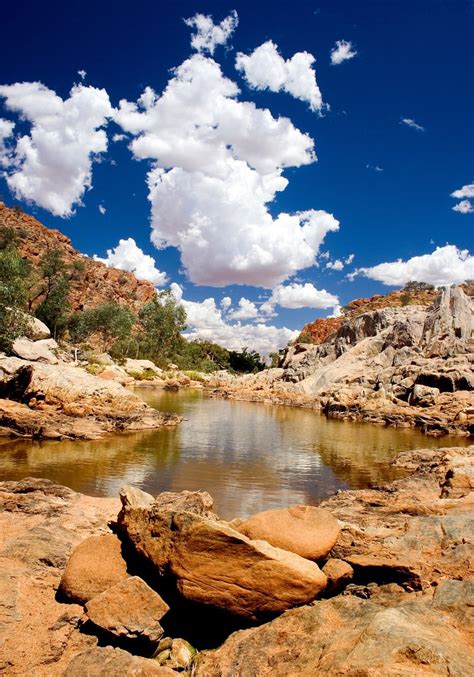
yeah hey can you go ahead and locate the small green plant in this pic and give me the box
[400,292,411,306]
[85,363,102,375]
[127,368,157,381]
[182,370,206,382]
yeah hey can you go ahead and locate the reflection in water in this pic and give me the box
[0,389,468,519]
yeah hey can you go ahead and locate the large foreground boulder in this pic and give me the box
[118,487,327,621]
[237,505,340,560]
[59,534,128,604]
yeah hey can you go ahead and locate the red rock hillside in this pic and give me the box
[0,202,156,312]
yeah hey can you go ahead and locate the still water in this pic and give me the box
[0,389,468,519]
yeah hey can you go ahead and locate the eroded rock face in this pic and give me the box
[59,534,128,604]
[422,284,473,357]
[118,488,327,620]
[85,576,169,644]
[237,505,340,561]
[195,580,474,676]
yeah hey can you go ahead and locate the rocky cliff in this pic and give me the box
[297,285,441,345]
[0,203,156,312]
[210,285,474,436]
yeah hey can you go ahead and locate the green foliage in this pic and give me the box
[174,339,230,373]
[403,281,435,293]
[69,302,135,354]
[31,249,71,339]
[400,292,411,306]
[0,228,31,352]
[126,368,157,381]
[296,330,312,344]
[137,290,187,362]
[229,348,264,374]
[182,370,206,382]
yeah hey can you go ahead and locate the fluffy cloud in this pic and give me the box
[220,296,232,309]
[400,117,425,132]
[98,204,106,215]
[326,253,354,270]
[115,54,338,287]
[351,245,473,286]
[228,297,259,320]
[451,183,474,199]
[326,259,344,271]
[269,282,339,309]
[94,237,167,286]
[180,295,298,355]
[452,200,474,214]
[0,117,14,164]
[330,40,357,65]
[235,41,324,112]
[184,11,238,55]
[0,82,113,216]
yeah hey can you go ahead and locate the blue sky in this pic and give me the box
[0,0,473,353]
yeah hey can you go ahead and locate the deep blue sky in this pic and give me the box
[1,0,473,342]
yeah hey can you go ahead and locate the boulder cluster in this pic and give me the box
[57,489,343,672]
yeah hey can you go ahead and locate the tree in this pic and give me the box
[31,249,71,339]
[0,228,31,352]
[175,339,231,372]
[137,291,187,362]
[69,302,135,353]
[229,348,264,373]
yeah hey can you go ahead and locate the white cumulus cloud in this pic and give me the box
[0,81,113,216]
[400,117,425,132]
[228,297,259,320]
[330,40,357,65]
[115,54,338,287]
[180,295,298,355]
[184,10,238,55]
[326,253,354,270]
[451,183,474,199]
[452,200,474,214]
[269,282,339,309]
[326,259,344,271]
[0,117,15,164]
[94,237,167,286]
[351,245,474,286]
[235,40,324,112]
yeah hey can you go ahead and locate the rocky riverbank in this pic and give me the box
[207,284,474,437]
[0,444,472,675]
[0,353,180,440]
